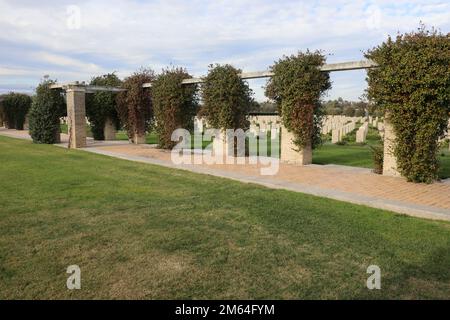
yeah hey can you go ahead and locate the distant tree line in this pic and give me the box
[322,98,368,117]
[250,98,382,117]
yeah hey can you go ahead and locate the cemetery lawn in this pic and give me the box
[313,127,450,179]
[60,124,450,178]
[1,135,450,299]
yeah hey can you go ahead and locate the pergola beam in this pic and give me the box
[50,83,126,93]
[51,60,377,91]
[143,59,378,87]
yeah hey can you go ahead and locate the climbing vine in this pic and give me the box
[265,50,331,150]
[151,68,199,149]
[1,92,32,130]
[28,79,66,144]
[86,73,122,140]
[366,26,450,183]
[116,69,155,141]
[200,64,253,131]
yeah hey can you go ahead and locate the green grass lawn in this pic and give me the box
[313,126,381,168]
[60,123,93,138]
[1,135,450,299]
[116,130,159,145]
[313,126,450,179]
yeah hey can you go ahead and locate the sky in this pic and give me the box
[0,0,449,102]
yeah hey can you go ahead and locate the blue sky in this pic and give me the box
[0,0,449,101]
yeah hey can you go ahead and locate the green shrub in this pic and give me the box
[0,98,4,126]
[1,93,32,130]
[86,73,122,140]
[28,80,66,144]
[152,68,199,149]
[116,69,155,140]
[366,25,450,183]
[370,144,384,174]
[265,51,331,150]
[200,64,253,131]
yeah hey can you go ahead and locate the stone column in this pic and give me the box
[104,117,117,140]
[382,114,400,177]
[23,114,30,130]
[280,125,312,165]
[133,132,146,144]
[212,130,227,159]
[66,86,87,148]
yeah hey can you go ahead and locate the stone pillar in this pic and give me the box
[382,114,400,177]
[66,86,87,148]
[104,117,117,140]
[280,125,312,165]
[212,130,228,158]
[54,128,61,143]
[23,114,30,130]
[133,132,146,144]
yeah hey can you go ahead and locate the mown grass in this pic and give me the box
[1,135,450,299]
[313,126,382,168]
[313,126,450,179]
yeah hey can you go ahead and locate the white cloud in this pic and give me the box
[0,0,449,99]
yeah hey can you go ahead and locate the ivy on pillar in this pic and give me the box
[66,85,87,148]
[265,51,331,166]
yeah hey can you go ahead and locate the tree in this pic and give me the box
[151,68,199,149]
[86,73,122,140]
[266,51,331,149]
[28,80,66,144]
[116,69,155,141]
[1,93,32,130]
[200,64,253,131]
[366,25,450,183]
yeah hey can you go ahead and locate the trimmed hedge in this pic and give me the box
[86,73,122,140]
[265,51,331,149]
[116,69,155,140]
[152,68,199,149]
[200,64,253,131]
[0,97,4,126]
[28,80,66,144]
[366,26,450,183]
[1,93,32,130]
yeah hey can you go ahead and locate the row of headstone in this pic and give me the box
[194,117,204,133]
[248,115,281,135]
[331,120,357,143]
[377,122,385,139]
[60,117,91,126]
[321,116,364,135]
[356,122,369,143]
[371,117,379,128]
